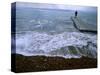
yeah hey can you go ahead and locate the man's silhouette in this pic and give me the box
[75,11,78,17]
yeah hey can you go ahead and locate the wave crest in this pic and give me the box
[15,31,97,58]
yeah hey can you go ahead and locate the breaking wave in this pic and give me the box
[15,31,97,58]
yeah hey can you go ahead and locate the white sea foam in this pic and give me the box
[15,31,97,58]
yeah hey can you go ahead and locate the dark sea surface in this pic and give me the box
[16,8,97,33]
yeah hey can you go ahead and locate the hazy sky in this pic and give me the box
[16,2,97,12]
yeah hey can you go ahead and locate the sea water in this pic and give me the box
[12,7,97,58]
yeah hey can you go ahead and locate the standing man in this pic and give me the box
[75,11,78,17]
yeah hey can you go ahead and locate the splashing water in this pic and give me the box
[15,31,97,58]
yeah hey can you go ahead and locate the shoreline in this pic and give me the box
[11,54,97,73]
